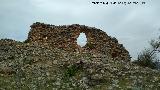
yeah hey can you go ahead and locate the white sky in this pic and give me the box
[0,0,160,59]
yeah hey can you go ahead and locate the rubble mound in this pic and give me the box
[26,22,130,61]
[0,23,160,89]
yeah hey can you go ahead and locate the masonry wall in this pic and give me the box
[26,22,131,61]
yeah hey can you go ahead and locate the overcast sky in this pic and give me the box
[0,0,160,59]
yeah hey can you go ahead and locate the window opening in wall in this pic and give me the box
[77,33,87,47]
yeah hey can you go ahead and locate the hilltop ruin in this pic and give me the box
[26,22,131,61]
[1,22,160,89]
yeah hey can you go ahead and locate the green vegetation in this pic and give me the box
[133,35,160,69]
[64,64,79,77]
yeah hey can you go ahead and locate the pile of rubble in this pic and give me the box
[0,39,160,89]
[26,22,130,61]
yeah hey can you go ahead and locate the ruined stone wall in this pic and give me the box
[26,22,130,61]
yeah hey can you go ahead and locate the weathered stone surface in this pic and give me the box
[0,38,160,90]
[26,22,130,61]
[1,23,159,89]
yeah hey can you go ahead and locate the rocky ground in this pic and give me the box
[0,39,160,90]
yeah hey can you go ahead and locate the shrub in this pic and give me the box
[133,49,157,69]
[64,64,78,77]
[133,35,160,69]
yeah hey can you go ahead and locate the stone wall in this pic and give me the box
[26,22,131,61]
